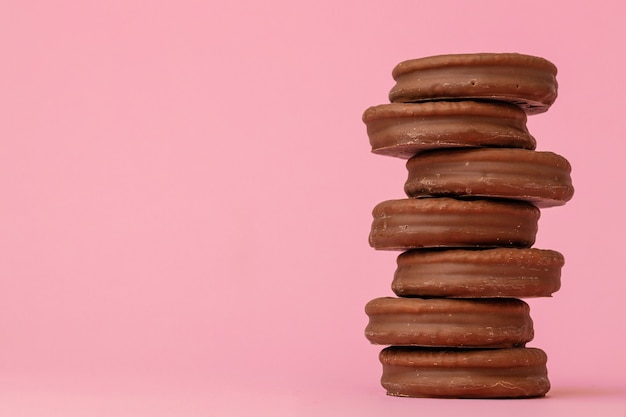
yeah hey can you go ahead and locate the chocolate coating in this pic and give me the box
[362,101,536,159]
[365,297,534,348]
[393,248,564,298]
[389,53,558,114]
[379,347,550,398]
[369,197,540,250]
[404,148,574,207]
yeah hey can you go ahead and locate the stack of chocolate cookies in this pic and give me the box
[362,53,574,399]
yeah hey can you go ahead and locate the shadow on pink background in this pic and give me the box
[1,1,625,415]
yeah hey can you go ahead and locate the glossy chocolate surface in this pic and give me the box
[369,197,540,250]
[379,346,550,398]
[393,248,563,298]
[365,297,534,348]
[389,53,558,114]
[362,101,536,159]
[404,148,574,207]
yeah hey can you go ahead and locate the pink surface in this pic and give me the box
[1,0,625,415]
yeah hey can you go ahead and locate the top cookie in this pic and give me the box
[389,53,558,114]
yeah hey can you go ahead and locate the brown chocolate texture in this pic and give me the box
[365,297,534,348]
[389,53,558,115]
[361,52,568,399]
[393,248,563,298]
[362,101,536,158]
[379,347,550,398]
[404,147,574,207]
[369,197,540,250]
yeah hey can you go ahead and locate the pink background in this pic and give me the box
[1,1,625,415]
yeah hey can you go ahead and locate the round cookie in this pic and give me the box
[392,248,564,298]
[362,101,536,159]
[369,197,540,250]
[379,346,550,398]
[365,297,533,348]
[389,53,558,114]
[404,148,574,207]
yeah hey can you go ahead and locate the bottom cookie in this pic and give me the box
[379,346,550,399]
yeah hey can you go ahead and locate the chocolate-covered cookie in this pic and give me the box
[393,248,564,298]
[379,346,550,398]
[365,297,534,348]
[362,101,536,159]
[369,197,540,250]
[389,53,558,114]
[404,148,574,207]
